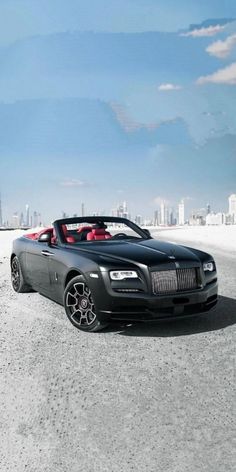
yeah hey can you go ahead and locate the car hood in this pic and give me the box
[75,239,202,267]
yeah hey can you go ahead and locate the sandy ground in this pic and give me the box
[0,227,235,472]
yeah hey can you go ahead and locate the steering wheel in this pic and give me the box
[112,233,127,239]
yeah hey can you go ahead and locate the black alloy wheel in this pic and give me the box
[64,275,107,332]
[11,256,32,293]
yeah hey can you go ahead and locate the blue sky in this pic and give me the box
[0,0,236,222]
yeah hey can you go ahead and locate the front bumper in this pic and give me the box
[90,275,218,322]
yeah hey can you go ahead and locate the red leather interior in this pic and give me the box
[61,224,76,243]
[25,232,39,240]
[65,236,76,243]
[24,225,112,243]
[87,228,112,240]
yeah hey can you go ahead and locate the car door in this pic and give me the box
[25,239,53,295]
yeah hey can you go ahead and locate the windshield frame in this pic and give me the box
[53,216,152,245]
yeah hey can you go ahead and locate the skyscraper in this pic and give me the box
[20,212,24,227]
[154,210,160,226]
[81,202,85,217]
[12,212,20,228]
[33,211,39,227]
[25,204,30,227]
[160,201,165,225]
[116,201,129,219]
[178,200,185,225]
[229,194,236,223]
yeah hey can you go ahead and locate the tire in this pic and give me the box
[64,275,108,332]
[11,256,32,293]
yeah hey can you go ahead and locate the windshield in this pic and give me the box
[54,217,149,244]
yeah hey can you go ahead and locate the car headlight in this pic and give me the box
[203,262,215,272]
[110,270,138,280]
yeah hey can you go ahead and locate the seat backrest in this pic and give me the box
[77,225,93,241]
[51,228,57,244]
[87,228,112,241]
[61,224,76,243]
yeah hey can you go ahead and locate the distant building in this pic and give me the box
[25,204,30,227]
[178,200,185,225]
[224,213,234,225]
[160,201,165,225]
[206,212,224,225]
[206,203,211,215]
[115,201,129,219]
[12,213,20,228]
[154,210,160,226]
[81,202,85,217]
[189,211,205,226]
[135,215,142,226]
[159,201,167,225]
[20,212,24,227]
[228,194,236,223]
[33,211,39,227]
[169,209,176,226]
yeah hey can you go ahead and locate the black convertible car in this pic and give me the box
[11,216,218,331]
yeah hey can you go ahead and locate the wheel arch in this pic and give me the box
[10,253,17,264]
[64,269,84,288]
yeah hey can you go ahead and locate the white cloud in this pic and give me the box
[158,83,182,91]
[181,24,226,38]
[60,179,88,187]
[206,34,236,58]
[197,62,236,85]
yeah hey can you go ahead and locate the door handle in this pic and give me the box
[41,250,55,257]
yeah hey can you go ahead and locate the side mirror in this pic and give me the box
[38,232,52,244]
[143,228,151,238]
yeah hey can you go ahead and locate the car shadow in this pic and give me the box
[104,295,236,337]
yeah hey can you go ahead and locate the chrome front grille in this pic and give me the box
[151,268,200,294]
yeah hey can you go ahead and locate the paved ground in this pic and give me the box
[0,234,235,472]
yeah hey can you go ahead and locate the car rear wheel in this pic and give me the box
[11,256,32,293]
[64,275,107,332]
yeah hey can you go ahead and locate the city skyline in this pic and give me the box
[1,193,235,228]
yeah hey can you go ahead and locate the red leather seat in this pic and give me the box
[87,228,112,241]
[61,224,76,243]
[76,225,93,241]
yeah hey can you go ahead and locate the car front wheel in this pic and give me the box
[64,275,107,332]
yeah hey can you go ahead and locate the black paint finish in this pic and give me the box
[11,217,218,324]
